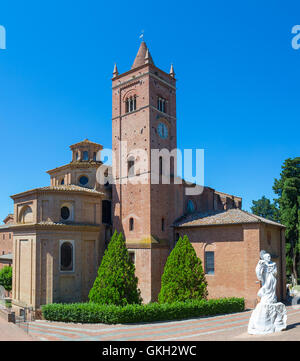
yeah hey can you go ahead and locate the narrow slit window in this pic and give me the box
[159,156,163,176]
[129,217,134,231]
[133,96,136,111]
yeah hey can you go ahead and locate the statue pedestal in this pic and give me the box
[248,301,287,335]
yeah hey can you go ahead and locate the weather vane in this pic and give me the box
[139,30,144,41]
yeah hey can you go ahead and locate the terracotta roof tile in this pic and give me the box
[173,208,285,228]
[0,253,13,261]
[40,185,103,194]
[11,185,104,199]
[69,139,103,149]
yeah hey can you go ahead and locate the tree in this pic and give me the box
[251,196,280,222]
[0,266,12,292]
[158,235,208,303]
[89,231,142,306]
[273,157,300,285]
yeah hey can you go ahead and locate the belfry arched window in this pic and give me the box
[157,97,166,113]
[126,95,137,113]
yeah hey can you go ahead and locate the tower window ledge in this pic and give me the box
[125,108,139,116]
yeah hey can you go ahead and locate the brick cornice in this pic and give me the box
[47,161,102,175]
[112,70,176,91]
[10,223,102,232]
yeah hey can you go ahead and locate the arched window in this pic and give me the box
[104,168,109,186]
[60,202,74,221]
[128,157,135,177]
[157,97,166,113]
[83,151,89,161]
[61,206,70,220]
[19,205,33,224]
[102,200,112,225]
[205,251,215,275]
[126,95,137,113]
[60,241,74,271]
[187,199,196,214]
[129,217,134,231]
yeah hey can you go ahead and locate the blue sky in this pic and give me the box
[0,0,299,222]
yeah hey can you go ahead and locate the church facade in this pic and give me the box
[9,42,286,314]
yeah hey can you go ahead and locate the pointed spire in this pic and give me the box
[169,63,175,78]
[144,48,150,64]
[132,41,154,69]
[113,63,119,78]
[144,48,153,65]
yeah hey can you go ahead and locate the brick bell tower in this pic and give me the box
[111,41,177,302]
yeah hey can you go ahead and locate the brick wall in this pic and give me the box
[0,228,13,270]
[175,224,266,308]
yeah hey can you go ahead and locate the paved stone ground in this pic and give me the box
[0,315,37,341]
[24,305,300,341]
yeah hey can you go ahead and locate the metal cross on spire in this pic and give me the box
[139,30,144,41]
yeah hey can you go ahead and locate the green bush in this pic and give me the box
[158,235,207,303]
[88,231,142,306]
[41,297,244,324]
[0,266,12,292]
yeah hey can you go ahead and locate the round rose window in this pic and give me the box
[79,176,89,186]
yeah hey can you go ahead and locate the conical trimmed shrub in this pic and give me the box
[158,235,208,303]
[89,231,142,305]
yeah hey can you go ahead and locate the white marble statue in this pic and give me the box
[248,250,287,334]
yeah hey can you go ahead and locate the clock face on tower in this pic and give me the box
[157,122,168,139]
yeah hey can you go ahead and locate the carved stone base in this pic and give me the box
[248,301,287,335]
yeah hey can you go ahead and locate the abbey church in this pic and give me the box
[5,42,286,313]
